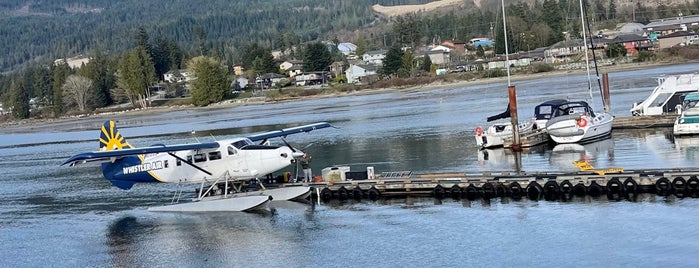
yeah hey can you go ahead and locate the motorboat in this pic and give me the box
[475,99,566,149]
[474,119,538,149]
[630,74,699,116]
[545,100,613,144]
[673,92,699,136]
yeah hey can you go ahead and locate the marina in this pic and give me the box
[2,63,699,267]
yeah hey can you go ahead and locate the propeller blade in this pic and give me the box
[280,137,296,152]
[281,137,306,158]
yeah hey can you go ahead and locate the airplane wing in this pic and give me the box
[247,122,334,142]
[62,142,220,166]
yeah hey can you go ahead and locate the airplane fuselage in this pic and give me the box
[102,137,296,186]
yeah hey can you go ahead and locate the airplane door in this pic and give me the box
[227,145,247,176]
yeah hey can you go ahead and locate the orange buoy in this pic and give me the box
[474,126,484,136]
[576,117,588,128]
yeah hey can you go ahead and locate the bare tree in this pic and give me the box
[62,75,93,112]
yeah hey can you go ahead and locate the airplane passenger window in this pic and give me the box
[186,155,193,163]
[176,159,182,166]
[209,151,222,160]
[193,153,206,163]
[228,146,237,155]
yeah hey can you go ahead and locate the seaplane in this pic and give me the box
[62,120,333,212]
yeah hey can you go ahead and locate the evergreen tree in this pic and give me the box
[420,55,432,72]
[10,80,30,119]
[194,26,209,56]
[354,31,367,57]
[302,42,332,72]
[188,56,229,106]
[31,66,52,106]
[80,50,115,109]
[381,45,403,77]
[117,47,157,108]
[51,62,72,117]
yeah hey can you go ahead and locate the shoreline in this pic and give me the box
[0,59,693,132]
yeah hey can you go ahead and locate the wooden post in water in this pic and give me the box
[508,85,521,151]
[602,73,611,114]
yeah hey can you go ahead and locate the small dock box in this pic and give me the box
[322,166,350,182]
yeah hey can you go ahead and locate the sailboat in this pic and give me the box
[545,0,613,144]
[474,0,548,149]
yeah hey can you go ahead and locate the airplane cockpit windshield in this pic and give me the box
[231,139,253,149]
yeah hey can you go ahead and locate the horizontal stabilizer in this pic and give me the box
[247,122,334,142]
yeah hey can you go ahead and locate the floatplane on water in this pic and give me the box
[62,120,333,212]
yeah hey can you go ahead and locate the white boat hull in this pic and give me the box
[148,195,270,212]
[475,121,537,148]
[547,113,613,144]
[673,118,699,136]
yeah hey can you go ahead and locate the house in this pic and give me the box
[330,61,347,78]
[656,31,699,49]
[295,72,330,86]
[232,77,249,90]
[280,60,303,77]
[544,39,586,64]
[255,73,287,89]
[644,15,699,36]
[424,50,451,65]
[610,34,653,56]
[345,64,378,84]
[338,43,358,56]
[430,44,453,53]
[164,69,192,83]
[442,40,466,54]
[363,50,387,65]
[487,54,532,69]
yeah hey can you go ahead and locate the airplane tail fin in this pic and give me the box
[99,120,134,151]
[99,120,137,190]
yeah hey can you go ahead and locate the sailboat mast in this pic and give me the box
[501,0,511,86]
[579,0,593,103]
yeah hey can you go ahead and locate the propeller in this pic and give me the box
[281,137,305,158]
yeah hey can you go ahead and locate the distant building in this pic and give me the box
[644,15,699,36]
[345,64,378,84]
[656,31,699,49]
[363,50,387,65]
[164,69,192,83]
[53,56,90,69]
[337,42,358,56]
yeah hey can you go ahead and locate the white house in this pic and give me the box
[345,64,378,84]
[544,39,586,64]
[279,60,304,77]
[363,50,387,65]
[430,45,453,53]
[164,69,192,83]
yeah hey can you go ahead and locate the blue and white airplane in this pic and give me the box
[63,120,333,212]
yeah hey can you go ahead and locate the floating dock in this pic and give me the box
[300,169,699,201]
[612,115,676,129]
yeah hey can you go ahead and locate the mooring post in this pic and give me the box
[602,73,611,113]
[508,85,522,151]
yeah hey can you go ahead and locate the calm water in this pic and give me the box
[2,63,699,267]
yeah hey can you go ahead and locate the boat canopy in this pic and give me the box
[535,99,568,120]
[549,101,596,118]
